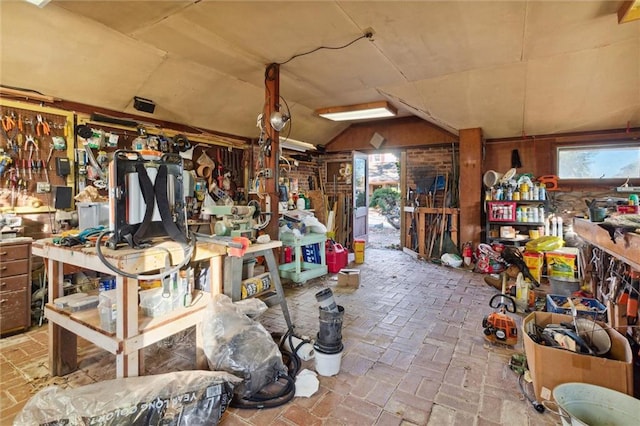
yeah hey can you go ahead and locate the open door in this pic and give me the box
[352,151,368,242]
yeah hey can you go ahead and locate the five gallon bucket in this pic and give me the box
[553,382,640,426]
[314,348,343,376]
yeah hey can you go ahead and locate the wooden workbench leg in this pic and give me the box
[116,276,139,378]
[47,259,77,376]
[263,249,293,330]
[210,255,223,295]
[195,322,208,370]
[48,321,77,376]
[223,255,243,301]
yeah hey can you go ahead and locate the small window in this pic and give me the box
[557,143,640,180]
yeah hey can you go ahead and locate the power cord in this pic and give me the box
[276,31,374,65]
[95,229,195,281]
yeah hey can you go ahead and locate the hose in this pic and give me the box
[230,328,307,409]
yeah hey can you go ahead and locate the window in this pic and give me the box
[557,143,640,180]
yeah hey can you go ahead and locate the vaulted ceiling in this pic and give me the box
[1,1,639,145]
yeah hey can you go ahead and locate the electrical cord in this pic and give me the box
[95,229,195,281]
[518,373,545,413]
[276,31,374,65]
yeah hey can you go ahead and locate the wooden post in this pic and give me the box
[263,63,281,240]
[459,128,483,246]
[400,151,407,248]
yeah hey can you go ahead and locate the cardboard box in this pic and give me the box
[337,269,360,288]
[522,312,633,401]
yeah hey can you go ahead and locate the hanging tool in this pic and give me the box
[1,114,16,133]
[627,269,639,325]
[36,114,50,136]
[216,147,224,188]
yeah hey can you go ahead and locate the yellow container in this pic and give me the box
[354,239,365,264]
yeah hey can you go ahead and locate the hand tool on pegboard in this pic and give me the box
[216,147,224,188]
[36,114,50,136]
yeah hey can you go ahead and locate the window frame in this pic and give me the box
[553,140,640,186]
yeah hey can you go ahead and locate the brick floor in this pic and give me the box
[0,246,561,425]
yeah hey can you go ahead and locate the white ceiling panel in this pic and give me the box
[525,38,640,135]
[399,63,527,139]
[524,1,640,60]
[338,1,527,81]
[1,2,166,110]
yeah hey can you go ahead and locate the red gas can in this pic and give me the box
[326,240,348,273]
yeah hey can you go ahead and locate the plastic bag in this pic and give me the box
[14,370,240,426]
[202,294,287,399]
[525,235,564,252]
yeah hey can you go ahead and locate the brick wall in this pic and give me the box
[406,146,454,205]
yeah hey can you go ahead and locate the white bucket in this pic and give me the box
[553,383,640,426]
[314,349,342,376]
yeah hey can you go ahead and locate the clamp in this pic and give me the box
[36,114,50,136]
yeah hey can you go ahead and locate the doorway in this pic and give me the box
[367,151,401,249]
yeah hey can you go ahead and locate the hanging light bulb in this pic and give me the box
[270,111,290,131]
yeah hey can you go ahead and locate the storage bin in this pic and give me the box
[487,201,516,222]
[546,294,607,321]
[77,202,110,231]
[139,287,173,318]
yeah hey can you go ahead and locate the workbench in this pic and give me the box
[223,239,292,329]
[573,218,640,270]
[33,238,228,378]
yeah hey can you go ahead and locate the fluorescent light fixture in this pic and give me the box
[618,0,640,23]
[24,0,51,8]
[279,137,316,152]
[315,101,397,122]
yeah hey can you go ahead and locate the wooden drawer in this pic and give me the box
[0,243,30,261]
[0,273,29,293]
[0,289,29,334]
[0,259,29,278]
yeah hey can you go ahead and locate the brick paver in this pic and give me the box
[0,246,560,425]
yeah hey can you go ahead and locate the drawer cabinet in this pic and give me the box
[0,239,32,336]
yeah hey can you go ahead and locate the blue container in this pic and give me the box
[546,294,607,321]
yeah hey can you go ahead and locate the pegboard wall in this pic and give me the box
[0,102,74,210]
